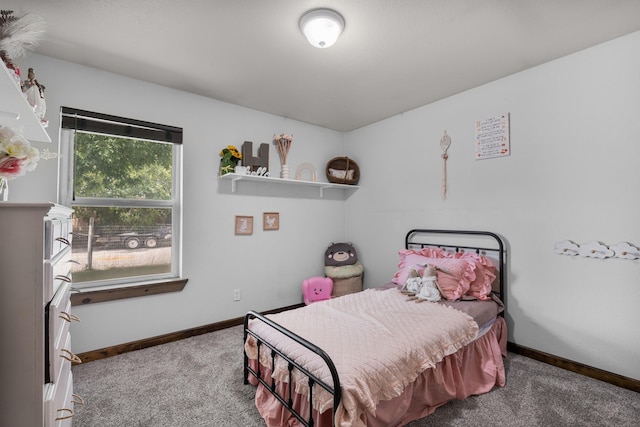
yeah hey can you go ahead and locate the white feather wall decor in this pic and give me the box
[0,10,46,59]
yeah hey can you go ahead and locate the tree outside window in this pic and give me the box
[60,108,182,288]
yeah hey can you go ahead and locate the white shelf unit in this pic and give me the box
[0,61,51,143]
[219,173,359,198]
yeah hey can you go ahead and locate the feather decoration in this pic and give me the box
[0,11,46,59]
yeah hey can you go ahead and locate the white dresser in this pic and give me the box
[0,203,81,427]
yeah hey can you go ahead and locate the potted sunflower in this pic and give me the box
[219,145,242,176]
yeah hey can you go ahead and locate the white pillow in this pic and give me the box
[328,168,354,180]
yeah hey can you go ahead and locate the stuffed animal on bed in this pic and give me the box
[402,264,443,302]
[415,265,442,302]
[325,242,358,266]
[403,265,425,294]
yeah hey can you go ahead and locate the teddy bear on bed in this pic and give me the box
[402,264,443,302]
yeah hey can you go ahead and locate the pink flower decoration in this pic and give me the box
[0,156,25,177]
[0,125,39,180]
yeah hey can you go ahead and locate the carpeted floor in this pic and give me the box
[72,325,639,426]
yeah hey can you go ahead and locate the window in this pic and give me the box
[60,107,182,290]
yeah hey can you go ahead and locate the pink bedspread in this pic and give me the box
[245,288,480,426]
[250,317,507,426]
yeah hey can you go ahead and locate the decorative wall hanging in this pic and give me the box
[555,240,639,260]
[263,212,279,230]
[475,113,510,160]
[609,242,640,260]
[578,241,614,259]
[273,133,292,179]
[0,10,46,62]
[241,141,269,174]
[554,240,580,256]
[234,216,253,235]
[440,131,451,200]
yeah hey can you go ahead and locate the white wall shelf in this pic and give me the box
[219,173,359,198]
[0,61,51,143]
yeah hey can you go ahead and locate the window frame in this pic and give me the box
[59,107,183,292]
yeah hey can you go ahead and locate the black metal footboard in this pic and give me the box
[243,310,341,427]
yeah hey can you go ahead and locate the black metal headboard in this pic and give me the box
[405,229,506,309]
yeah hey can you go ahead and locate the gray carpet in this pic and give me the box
[72,325,639,427]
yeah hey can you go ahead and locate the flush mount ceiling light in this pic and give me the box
[299,8,345,48]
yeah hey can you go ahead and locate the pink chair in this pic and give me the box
[302,276,333,305]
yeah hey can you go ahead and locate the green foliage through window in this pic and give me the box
[73,132,174,226]
[61,109,181,288]
[74,132,172,200]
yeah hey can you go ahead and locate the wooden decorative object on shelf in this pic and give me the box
[326,156,360,185]
[241,141,269,174]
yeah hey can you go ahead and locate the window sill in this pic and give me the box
[70,278,188,306]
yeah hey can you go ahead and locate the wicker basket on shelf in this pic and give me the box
[326,157,360,185]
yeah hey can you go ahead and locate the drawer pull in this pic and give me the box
[59,311,81,323]
[72,394,85,405]
[56,237,71,246]
[55,275,72,283]
[55,408,75,421]
[60,349,82,364]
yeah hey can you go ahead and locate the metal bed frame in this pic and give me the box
[243,229,506,427]
[243,311,341,427]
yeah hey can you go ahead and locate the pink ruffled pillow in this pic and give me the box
[393,250,476,300]
[392,249,446,286]
[451,252,497,300]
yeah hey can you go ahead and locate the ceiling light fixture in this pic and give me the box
[299,8,345,48]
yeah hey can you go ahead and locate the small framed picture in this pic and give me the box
[263,212,279,230]
[235,216,253,235]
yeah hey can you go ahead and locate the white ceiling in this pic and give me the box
[5,0,640,132]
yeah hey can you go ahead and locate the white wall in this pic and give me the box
[9,31,639,381]
[345,31,640,380]
[10,54,349,354]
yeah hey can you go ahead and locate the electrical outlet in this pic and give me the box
[233,289,241,301]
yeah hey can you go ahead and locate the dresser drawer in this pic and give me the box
[44,246,72,303]
[47,283,79,383]
[56,375,75,427]
[50,331,80,389]
[45,218,72,260]
[44,364,74,427]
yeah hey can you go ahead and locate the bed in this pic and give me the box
[244,229,507,427]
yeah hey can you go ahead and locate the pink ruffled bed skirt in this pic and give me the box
[248,316,507,426]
